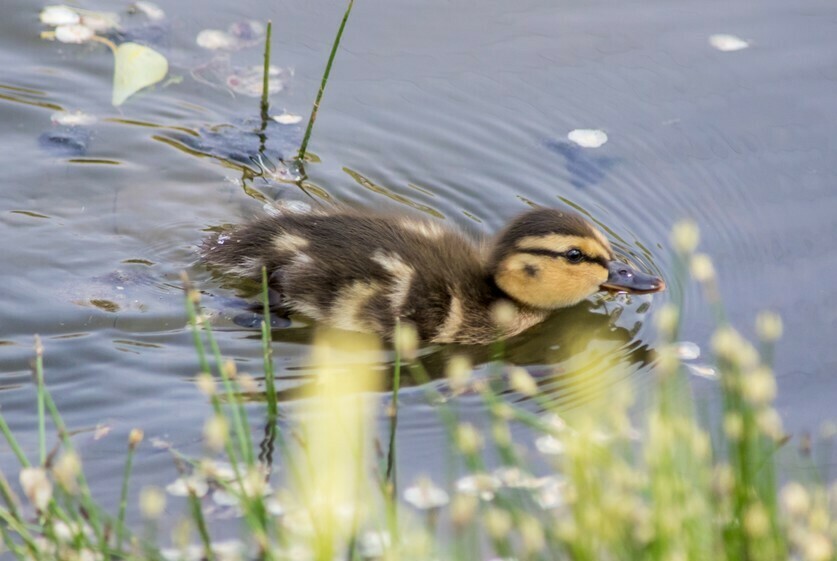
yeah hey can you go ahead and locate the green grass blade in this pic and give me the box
[297,0,354,161]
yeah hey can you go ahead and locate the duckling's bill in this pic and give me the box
[600,261,666,295]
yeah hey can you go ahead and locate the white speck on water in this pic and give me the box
[534,478,566,510]
[211,489,239,507]
[709,34,749,52]
[567,129,608,148]
[403,477,449,509]
[165,476,208,498]
[40,5,80,26]
[196,29,237,50]
[358,531,391,559]
[133,1,165,21]
[51,110,97,126]
[535,434,564,455]
[272,112,303,125]
[674,341,701,361]
[80,12,120,33]
[54,24,94,44]
[456,473,501,501]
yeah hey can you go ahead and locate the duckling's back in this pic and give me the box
[203,209,496,342]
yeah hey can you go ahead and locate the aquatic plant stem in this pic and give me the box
[297,0,354,162]
[34,336,46,465]
[116,437,139,551]
[261,267,278,426]
[260,21,273,123]
[0,409,30,467]
[386,322,402,485]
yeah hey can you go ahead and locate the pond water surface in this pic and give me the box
[1,0,836,531]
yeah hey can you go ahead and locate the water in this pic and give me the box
[1,0,835,522]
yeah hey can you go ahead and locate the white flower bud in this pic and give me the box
[20,467,52,511]
[755,311,783,342]
[671,220,700,254]
[203,415,229,453]
[690,253,716,282]
[446,355,472,392]
[508,367,538,396]
[139,486,166,519]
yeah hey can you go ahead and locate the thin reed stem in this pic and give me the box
[34,336,46,465]
[116,439,139,551]
[260,21,273,123]
[261,267,278,425]
[386,322,402,485]
[0,411,30,467]
[297,0,354,161]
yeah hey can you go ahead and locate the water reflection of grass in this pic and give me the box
[0,222,833,561]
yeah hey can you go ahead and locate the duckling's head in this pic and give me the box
[489,208,665,309]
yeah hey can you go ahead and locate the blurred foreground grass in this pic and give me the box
[0,222,834,561]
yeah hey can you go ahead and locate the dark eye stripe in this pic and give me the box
[518,248,608,267]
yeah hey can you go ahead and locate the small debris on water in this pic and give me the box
[567,129,608,148]
[40,5,80,26]
[79,11,120,33]
[674,341,701,361]
[165,475,209,498]
[456,473,501,501]
[226,65,287,96]
[403,477,449,509]
[54,23,95,44]
[686,363,718,379]
[709,34,749,52]
[51,110,97,126]
[196,29,237,50]
[132,1,165,21]
[272,112,303,125]
[535,434,564,455]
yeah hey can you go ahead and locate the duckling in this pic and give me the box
[202,206,665,345]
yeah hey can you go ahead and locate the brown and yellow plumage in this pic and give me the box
[202,206,664,345]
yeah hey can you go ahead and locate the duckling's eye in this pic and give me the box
[566,248,584,263]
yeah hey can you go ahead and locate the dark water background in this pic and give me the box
[1,0,835,527]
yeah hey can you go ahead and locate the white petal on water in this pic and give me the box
[80,12,120,33]
[165,476,208,498]
[567,129,608,148]
[708,34,749,52]
[686,363,718,379]
[358,531,391,559]
[272,112,303,125]
[52,110,97,126]
[264,495,285,516]
[54,24,94,44]
[542,412,568,432]
[161,546,202,561]
[674,341,701,361]
[403,478,449,509]
[456,473,501,501]
[196,29,237,50]
[211,489,239,507]
[534,478,566,510]
[134,1,166,21]
[535,434,564,455]
[40,5,80,26]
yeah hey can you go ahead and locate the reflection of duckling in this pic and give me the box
[203,207,665,344]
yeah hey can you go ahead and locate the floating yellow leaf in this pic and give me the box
[112,42,168,106]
